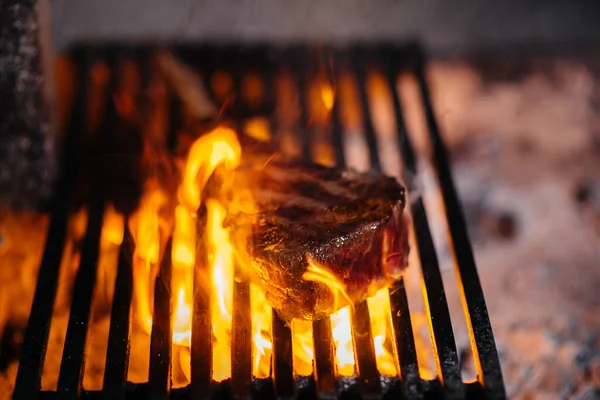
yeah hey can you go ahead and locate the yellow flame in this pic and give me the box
[171,206,195,353]
[71,208,88,242]
[250,283,273,378]
[331,305,356,377]
[95,204,124,311]
[173,283,192,346]
[302,257,353,313]
[321,83,335,111]
[128,184,169,334]
[178,126,241,212]
[302,257,356,376]
[129,186,168,265]
[171,126,242,384]
[207,199,235,382]
[172,205,196,269]
[291,319,314,377]
[100,204,124,246]
[367,288,398,376]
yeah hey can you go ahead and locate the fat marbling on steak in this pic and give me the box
[224,150,410,322]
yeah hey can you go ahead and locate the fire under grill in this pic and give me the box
[10,43,506,399]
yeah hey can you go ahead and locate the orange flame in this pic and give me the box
[291,319,314,377]
[100,204,124,246]
[244,117,271,143]
[172,205,196,269]
[331,306,356,377]
[172,283,192,346]
[95,204,124,311]
[128,125,242,385]
[367,288,397,376]
[206,199,235,382]
[171,126,242,383]
[321,83,335,111]
[302,257,353,313]
[128,184,169,334]
[178,126,241,212]
[250,283,273,378]
[302,257,356,376]
[171,205,195,351]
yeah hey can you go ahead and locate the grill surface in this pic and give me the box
[12,43,506,399]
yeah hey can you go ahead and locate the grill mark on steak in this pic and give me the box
[242,166,362,207]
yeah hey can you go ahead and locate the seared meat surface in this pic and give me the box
[226,151,409,322]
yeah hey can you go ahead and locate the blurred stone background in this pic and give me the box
[50,0,600,54]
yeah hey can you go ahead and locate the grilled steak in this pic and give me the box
[225,150,409,322]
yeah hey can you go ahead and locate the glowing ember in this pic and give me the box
[250,283,273,378]
[367,288,398,377]
[291,319,314,377]
[330,305,356,377]
[206,199,235,382]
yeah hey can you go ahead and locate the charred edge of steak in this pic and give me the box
[227,158,410,322]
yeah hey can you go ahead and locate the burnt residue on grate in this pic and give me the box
[10,43,506,399]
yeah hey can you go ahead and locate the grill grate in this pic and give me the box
[12,43,506,399]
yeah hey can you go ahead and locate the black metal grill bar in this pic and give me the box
[300,62,346,398]
[378,49,464,396]
[57,195,104,397]
[13,49,91,399]
[149,238,173,398]
[346,48,461,395]
[350,303,380,396]
[312,318,337,396]
[413,52,506,399]
[101,53,143,399]
[271,316,295,399]
[229,61,246,134]
[335,52,381,396]
[329,60,346,169]
[231,278,252,397]
[353,53,382,172]
[388,282,422,400]
[190,214,212,399]
[410,200,463,396]
[223,57,255,400]
[148,61,181,398]
[102,230,134,399]
[57,50,121,398]
[266,67,296,400]
[12,196,71,399]
[294,69,313,162]
[383,56,423,400]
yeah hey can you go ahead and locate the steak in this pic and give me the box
[224,149,410,322]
